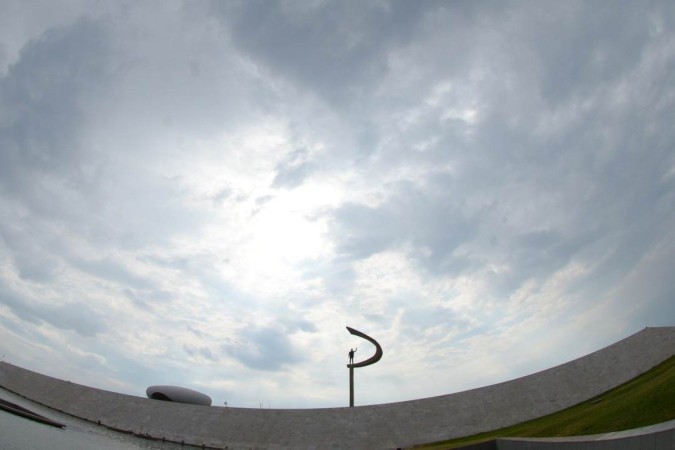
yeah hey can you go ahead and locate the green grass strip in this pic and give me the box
[414,355,675,449]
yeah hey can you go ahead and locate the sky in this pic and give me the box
[0,0,674,409]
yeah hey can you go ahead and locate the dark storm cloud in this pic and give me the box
[67,256,155,290]
[0,222,62,283]
[214,0,430,105]
[0,282,105,337]
[489,230,597,294]
[322,0,675,309]
[0,19,110,212]
[0,215,159,293]
[220,317,313,372]
[521,2,662,106]
[627,247,675,327]
[0,13,211,251]
[222,325,304,371]
[331,180,479,275]
[42,302,105,337]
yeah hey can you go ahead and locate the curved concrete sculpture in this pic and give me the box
[0,326,674,449]
[346,326,383,407]
[146,385,212,406]
[346,326,383,368]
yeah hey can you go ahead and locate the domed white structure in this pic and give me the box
[146,385,212,406]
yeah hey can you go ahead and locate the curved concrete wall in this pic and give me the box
[1,326,674,449]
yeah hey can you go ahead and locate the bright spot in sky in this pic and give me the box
[0,1,674,409]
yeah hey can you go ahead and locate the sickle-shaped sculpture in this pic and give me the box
[346,326,383,407]
[346,326,383,368]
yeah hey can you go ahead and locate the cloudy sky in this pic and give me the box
[1,0,674,409]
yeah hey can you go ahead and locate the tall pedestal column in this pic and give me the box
[349,366,354,407]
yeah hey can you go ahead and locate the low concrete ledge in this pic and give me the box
[497,419,675,449]
[1,326,674,449]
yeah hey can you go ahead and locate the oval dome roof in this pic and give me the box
[146,385,212,406]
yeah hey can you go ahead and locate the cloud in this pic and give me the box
[215,1,429,104]
[330,180,479,275]
[272,147,316,189]
[0,1,674,409]
[223,325,305,372]
[0,281,106,337]
[0,19,110,187]
[520,2,658,106]
[183,344,217,362]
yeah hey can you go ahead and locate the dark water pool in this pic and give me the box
[0,387,185,450]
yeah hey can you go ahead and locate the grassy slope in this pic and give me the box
[415,355,675,449]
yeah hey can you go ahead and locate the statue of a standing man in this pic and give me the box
[348,348,357,365]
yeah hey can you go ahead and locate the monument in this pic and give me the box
[1,327,674,448]
[346,326,383,407]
